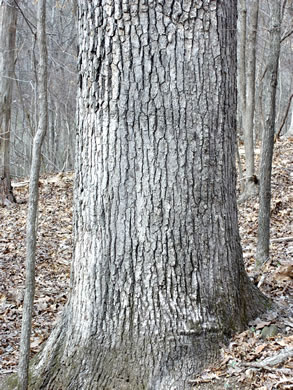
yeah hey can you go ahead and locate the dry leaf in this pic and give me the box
[274,265,293,281]
[255,344,267,354]
[256,321,271,330]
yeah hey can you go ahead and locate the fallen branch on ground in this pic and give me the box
[271,236,293,243]
[242,348,293,369]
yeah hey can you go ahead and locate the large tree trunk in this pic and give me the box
[0,0,17,205]
[7,1,268,389]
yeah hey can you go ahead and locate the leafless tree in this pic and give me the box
[0,0,17,205]
[10,0,76,178]
[256,1,281,266]
[18,0,48,388]
[238,0,260,201]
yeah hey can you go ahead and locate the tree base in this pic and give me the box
[238,179,259,203]
[29,331,223,390]
[0,284,270,390]
[0,176,16,206]
[7,280,268,390]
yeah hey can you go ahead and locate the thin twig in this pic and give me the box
[13,0,36,36]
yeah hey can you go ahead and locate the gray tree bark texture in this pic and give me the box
[256,2,281,266]
[18,0,48,389]
[243,0,259,189]
[4,1,268,389]
[236,0,247,194]
[237,0,247,132]
[237,0,260,202]
[287,100,293,136]
[0,0,17,205]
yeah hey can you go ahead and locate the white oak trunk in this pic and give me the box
[0,0,17,205]
[8,1,269,389]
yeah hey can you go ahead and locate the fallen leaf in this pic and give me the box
[255,344,267,354]
[274,265,293,281]
[256,321,271,330]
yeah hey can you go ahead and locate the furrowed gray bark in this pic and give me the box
[18,1,48,389]
[4,1,269,389]
[256,2,281,266]
[0,0,17,206]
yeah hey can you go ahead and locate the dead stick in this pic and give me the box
[271,237,293,243]
[242,349,293,369]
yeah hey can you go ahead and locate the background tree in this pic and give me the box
[9,0,76,177]
[287,100,293,136]
[256,1,281,265]
[0,0,17,205]
[256,0,293,138]
[18,0,48,388]
[0,1,269,389]
[277,0,293,137]
[238,0,260,201]
[237,0,293,202]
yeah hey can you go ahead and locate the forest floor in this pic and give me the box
[0,137,292,389]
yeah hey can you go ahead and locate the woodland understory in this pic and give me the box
[0,138,292,389]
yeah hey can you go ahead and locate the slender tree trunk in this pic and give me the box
[285,97,293,136]
[237,0,247,194]
[239,0,260,201]
[256,2,281,266]
[0,0,17,206]
[244,0,259,179]
[237,0,247,133]
[275,93,293,139]
[18,1,48,389]
[3,2,268,389]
